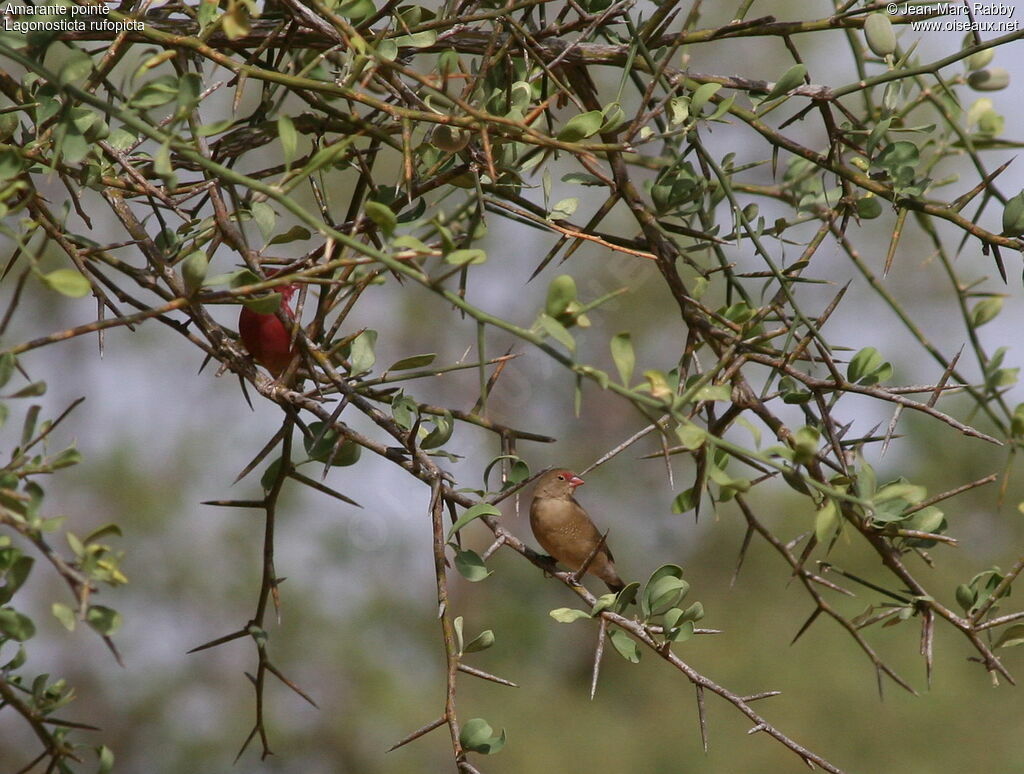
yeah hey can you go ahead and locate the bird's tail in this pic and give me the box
[602,567,626,593]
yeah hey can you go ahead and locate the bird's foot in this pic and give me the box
[536,554,559,578]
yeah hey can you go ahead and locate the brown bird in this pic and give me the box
[530,469,625,592]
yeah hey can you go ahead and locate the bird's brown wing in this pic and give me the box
[571,496,614,562]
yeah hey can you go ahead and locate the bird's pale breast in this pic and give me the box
[530,497,603,568]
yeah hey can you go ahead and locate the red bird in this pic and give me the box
[238,281,299,377]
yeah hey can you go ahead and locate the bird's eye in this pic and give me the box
[557,474,565,480]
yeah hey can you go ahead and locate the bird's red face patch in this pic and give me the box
[553,470,584,489]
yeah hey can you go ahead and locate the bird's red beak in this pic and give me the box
[568,475,584,489]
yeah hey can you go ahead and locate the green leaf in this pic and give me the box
[0,353,15,389]
[562,172,605,186]
[376,39,398,61]
[863,13,897,56]
[337,0,375,22]
[646,564,685,585]
[507,459,530,484]
[994,624,1024,648]
[855,458,877,500]
[482,454,528,489]
[610,333,635,386]
[240,292,282,315]
[390,392,418,430]
[348,330,378,375]
[392,235,432,253]
[97,745,115,774]
[0,556,31,604]
[445,248,487,265]
[971,297,1003,327]
[58,50,93,86]
[387,353,436,371]
[260,456,284,491]
[875,141,920,175]
[51,602,76,631]
[251,201,277,240]
[85,605,122,636]
[667,620,695,643]
[430,124,470,153]
[875,481,927,504]
[722,301,755,324]
[903,505,944,535]
[968,67,1010,91]
[814,500,840,542]
[847,347,883,384]
[707,94,736,121]
[0,147,24,181]
[278,114,297,166]
[221,0,250,38]
[792,425,820,464]
[454,549,492,582]
[764,64,806,101]
[303,422,361,467]
[176,72,202,113]
[865,117,892,156]
[41,268,91,298]
[229,269,261,294]
[1001,191,1024,236]
[509,80,532,109]
[9,381,44,399]
[84,524,122,544]
[613,582,639,613]
[421,412,453,449]
[0,607,35,641]
[857,195,883,219]
[675,422,706,450]
[129,74,179,107]
[689,82,721,116]
[268,226,312,245]
[671,487,698,514]
[694,384,731,402]
[680,601,705,622]
[536,313,575,352]
[459,718,506,755]
[866,361,893,385]
[1012,403,1024,438]
[464,629,495,653]
[549,607,591,623]
[662,607,685,630]
[195,118,235,137]
[364,201,397,237]
[391,30,438,48]
[669,96,689,125]
[608,628,641,662]
[601,101,626,132]
[181,250,209,296]
[545,275,578,318]
[453,615,464,653]
[642,575,689,619]
[548,197,578,221]
[447,503,500,539]
[641,565,688,619]
[557,110,603,142]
